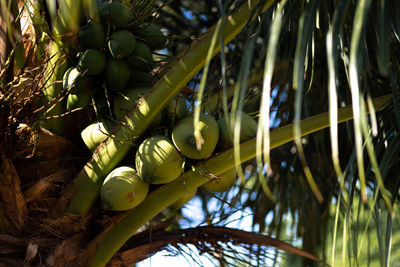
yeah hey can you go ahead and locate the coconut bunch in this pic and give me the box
[62,1,167,114]
[68,1,259,213]
[82,93,258,211]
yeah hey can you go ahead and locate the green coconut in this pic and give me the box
[101,166,149,211]
[202,168,236,192]
[105,58,130,91]
[218,112,258,149]
[172,114,219,160]
[62,67,91,94]
[66,88,93,111]
[129,69,152,85]
[99,2,134,28]
[81,121,109,150]
[166,95,188,120]
[126,41,153,72]
[77,49,106,75]
[136,135,184,184]
[79,23,106,48]
[138,23,167,50]
[170,188,197,209]
[108,30,136,59]
[113,88,161,128]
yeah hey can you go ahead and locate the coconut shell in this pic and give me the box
[172,114,219,159]
[218,112,258,149]
[138,23,167,50]
[202,168,236,192]
[63,67,91,94]
[108,30,136,59]
[79,23,106,49]
[77,49,106,75]
[126,41,153,72]
[170,188,197,209]
[66,88,93,111]
[167,95,188,120]
[136,136,184,184]
[105,58,130,91]
[81,122,109,151]
[101,166,149,211]
[99,2,134,28]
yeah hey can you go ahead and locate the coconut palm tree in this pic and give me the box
[0,0,398,266]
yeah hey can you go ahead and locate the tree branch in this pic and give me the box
[109,226,327,266]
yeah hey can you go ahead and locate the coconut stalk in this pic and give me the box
[40,42,67,135]
[65,0,276,214]
[40,0,85,135]
[84,94,391,266]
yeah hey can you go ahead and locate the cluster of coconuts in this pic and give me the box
[82,108,259,211]
[73,2,260,212]
[62,1,167,112]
